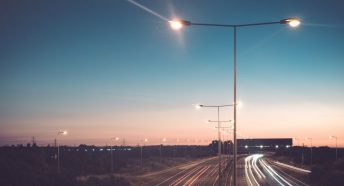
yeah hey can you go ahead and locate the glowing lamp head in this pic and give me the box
[115,137,120,141]
[280,18,301,27]
[169,19,191,30]
[236,101,243,109]
[58,130,68,135]
[144,138,148,142]
[169,21,183,30]
[194,104,203,110]
[162,137,167,142]
[329,136,337,139]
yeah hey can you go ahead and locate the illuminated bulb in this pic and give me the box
[194,104,202,110]
[288,19,301,27]
[169,20,183,30]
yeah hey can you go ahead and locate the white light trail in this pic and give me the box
[127,0,169,22]
[259,159,285,186]
[245,156,254,186]
[274,161,311,173]
[252,154,266,179]
[262,159,293,186]
[245,155,260,186]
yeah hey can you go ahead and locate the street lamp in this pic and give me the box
[171,17,300,186]
[197,104,234,185]
[141,138,148,168]
[110,137,120,172]
[294,137,300,146]
[160,137,167,162]
[329,136,338,161]
[56,130,67,173]
[305,137,313,165]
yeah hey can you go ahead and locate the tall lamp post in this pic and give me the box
[329,136,338,161]
[171,18,300,185]
[56,130,67,173]
[110,137,120,172]
[196,104,234,185]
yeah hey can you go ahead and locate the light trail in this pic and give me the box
[262,159,293,186]
[155,167,189,186]
[268,161,310,186]
[186,165,210,185]
[252,154,266,179]
[259,159,286,186]
[245,155,260,186]
[274,161,311,173]
[170,165,204,186]
[208,165,218,176]
[245,156,255,186]
[127,0,169,22]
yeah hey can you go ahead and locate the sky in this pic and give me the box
[1,0,344,147]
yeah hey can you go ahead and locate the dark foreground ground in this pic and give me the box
[1,145,344,185]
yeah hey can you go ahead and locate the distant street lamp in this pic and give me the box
[170,17,301,186]
[196,104,234,185]
[329,136,338,161]
[56,130,67,173]
[160,137,167,161]
[110,137,120,172]
[141,138,148,168]
[294,138,300,146]
[221,127,233,161]
[305,137,313,165]
[212,120,233,161]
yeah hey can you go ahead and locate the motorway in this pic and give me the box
[137,156,231,186]
[134,154,310,186]
[239,154,310,186]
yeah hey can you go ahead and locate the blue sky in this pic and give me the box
[1,0,344,146]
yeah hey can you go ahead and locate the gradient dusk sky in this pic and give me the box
[1,0,344,146]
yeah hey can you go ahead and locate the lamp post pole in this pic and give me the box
[110,137,120,172]
[56,130,67,173]
[330,136,338,161]
[141,138,148,168]
[160,138,166,162]
[306,137,313,165]
[170,17,300,186]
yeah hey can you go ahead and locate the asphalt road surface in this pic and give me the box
[238,154,310,186]
[137,155,231,186]
[134,154,309,186]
